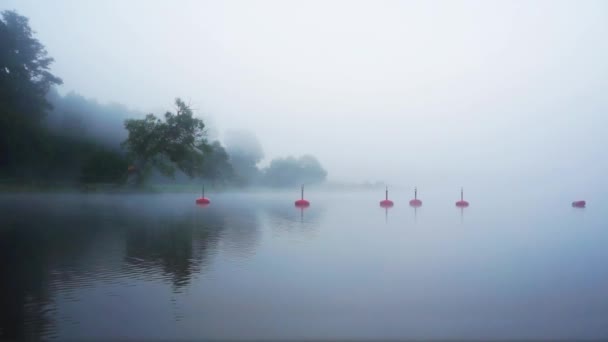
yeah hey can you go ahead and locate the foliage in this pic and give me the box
[0,11,235,189]
[122,98,209,185]
[80,148,128,184]
[261,155,327,187]
[0,10,63,176]
[200,141,234,184]
[37,133,126,183]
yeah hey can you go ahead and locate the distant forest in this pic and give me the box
[0,10,327,189]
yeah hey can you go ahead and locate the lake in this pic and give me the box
[1,189,607,340]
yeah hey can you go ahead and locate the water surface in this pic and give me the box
[1,190,607,340]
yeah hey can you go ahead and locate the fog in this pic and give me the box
[46,89,142,149]
[5,0,608,192]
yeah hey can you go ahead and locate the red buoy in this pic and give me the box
[380,186,394,208]
[295,185,310,208]
[409,187,422,207]
[196,198,210,205]
[195,186,211,205]
[455,187,469,207]
[572,200,586,208]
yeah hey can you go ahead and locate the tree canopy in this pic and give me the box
[0,10,63,176]
[200,141,234,184]
[0,10,62,117]
[122,98,209,185]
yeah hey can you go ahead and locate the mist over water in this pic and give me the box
[1,191,606,340]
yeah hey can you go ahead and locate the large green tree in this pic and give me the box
[122,98,209,185]
[0,10,62,176]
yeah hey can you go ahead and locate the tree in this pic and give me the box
[122,98,209,185]
[261,155,327,187]
[80,148,128,184]
[200,141,234,184]
[0,10,63,176]
[224,130,264,186]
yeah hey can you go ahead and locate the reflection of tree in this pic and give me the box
[0,195,266,339]
[124,211,224,290]
[0,226,54,340]
[0,198,126,340]
[0,197,109,339]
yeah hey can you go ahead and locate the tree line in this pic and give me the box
[0,10,327,189]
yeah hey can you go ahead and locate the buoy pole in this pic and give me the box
[461,187,464,201]
[202,185,205,198]
[415,187,418,200]
[301,185,304,200]
[386,186,388,201]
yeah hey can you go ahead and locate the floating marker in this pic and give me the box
[455,187,469,207]
[295,185,310,208]
[196,185,211,205]
[380,186,394,208]
[572,200,586,208]
[409,187,422,207]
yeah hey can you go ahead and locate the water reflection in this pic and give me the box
[0,225,55,339]
[0,194,261,340]
[124,217,221,290]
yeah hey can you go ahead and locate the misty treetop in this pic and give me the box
[45,89,140,149]
[0,10,62,117]
[224,130,265,186]
[262,155,327,187]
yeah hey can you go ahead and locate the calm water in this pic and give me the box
[1,189,607,340]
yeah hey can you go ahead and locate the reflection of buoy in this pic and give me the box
[572,200,586,208]
[295,185,310,208]
[195,185,211,205]
[127,165,136,173]
[455,187,469,207]
[380,186,394,208]
[409,187,422,207]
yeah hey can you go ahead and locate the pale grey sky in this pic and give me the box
[4,0,608,191]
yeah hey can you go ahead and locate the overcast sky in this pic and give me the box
[4,0,608,191]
